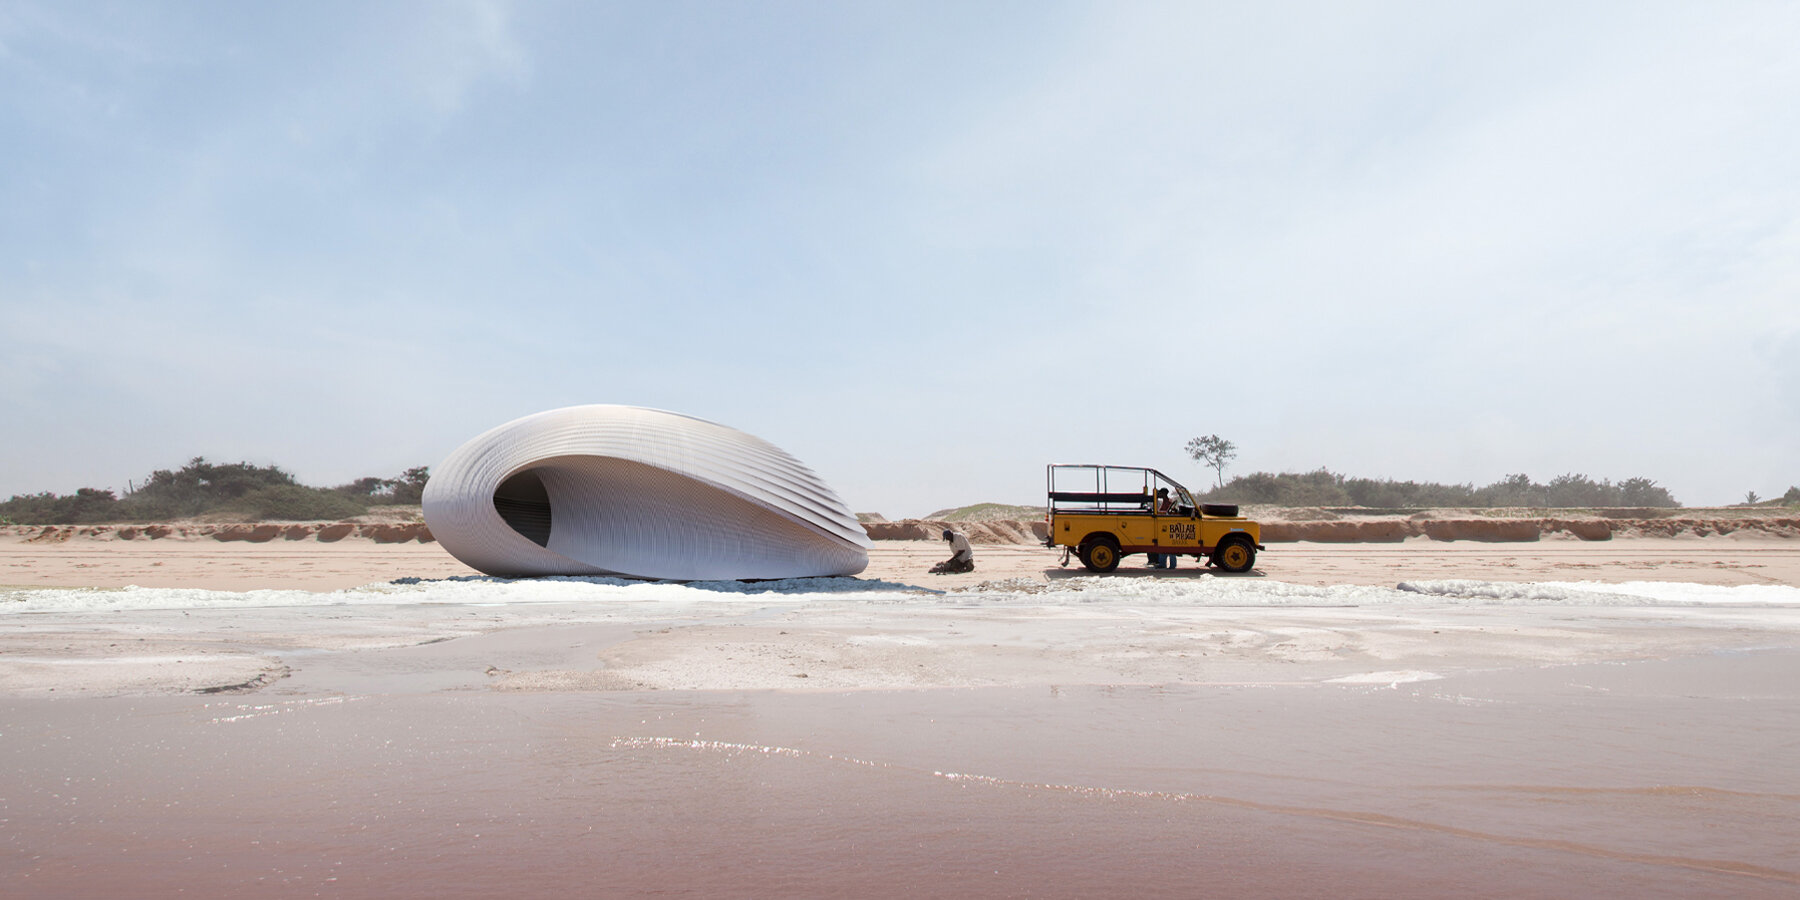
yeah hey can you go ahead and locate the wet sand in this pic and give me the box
[9,655,1797,899]
[3,536,1799,897]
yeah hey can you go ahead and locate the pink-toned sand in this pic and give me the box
[3,532,1798,898]
[5,530,1799,591]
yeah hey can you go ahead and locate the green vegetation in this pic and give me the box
[1197,469,1681,508]
[330,466,431,505]
[1737,485,1800,509]
[235,484,370,521]
[0,487,124,525]
[0,457,432,524]
[925,502,1048,522]
[1174,434,1685,509]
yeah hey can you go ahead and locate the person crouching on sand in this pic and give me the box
[930,529,974,574]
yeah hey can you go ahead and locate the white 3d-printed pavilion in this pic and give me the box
[421,405,871,580]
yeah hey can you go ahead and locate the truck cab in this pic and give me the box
[1045,464,1263,573]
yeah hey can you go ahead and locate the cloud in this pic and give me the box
[4,2,1799,510]
[388,0,528,115]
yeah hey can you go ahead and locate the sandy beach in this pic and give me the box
[4,533,1799,897]
[7,528,1800,591]
[14,1,1800,896]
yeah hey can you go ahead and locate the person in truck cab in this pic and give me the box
[1150,488,1178,569]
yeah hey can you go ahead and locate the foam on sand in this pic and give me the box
[1324,670,1446,685]
[1396,579,1800,606]
[4,575,1796,615]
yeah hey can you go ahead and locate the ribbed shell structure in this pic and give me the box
[422,405,871,580]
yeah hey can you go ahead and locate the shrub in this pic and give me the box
[332,476,390,498]
[1199,470,1679,508]
[234,485,369,521]
[0,488,120,524]
[0,457,381,523]
[331,466,430,505]
[1199,469,1351,506]
[382,466,431,504]
[119,457,301,520]
[1619,477,1676,506]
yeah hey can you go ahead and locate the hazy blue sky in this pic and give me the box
[4,1,1797,516]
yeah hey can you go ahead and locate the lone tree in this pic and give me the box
[1185,434,1237,489]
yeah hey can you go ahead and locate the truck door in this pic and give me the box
[1099,467,1156,550]
[1152,473,1200,551]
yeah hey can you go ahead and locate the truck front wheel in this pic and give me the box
[1211,536,1256,573]
[1079,537,1121,573]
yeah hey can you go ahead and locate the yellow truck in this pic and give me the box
[1045,464,1263,573]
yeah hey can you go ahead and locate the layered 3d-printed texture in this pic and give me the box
[422,405,870,580]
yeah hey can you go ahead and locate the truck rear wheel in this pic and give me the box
[1211,536,1256,573]
[1079,537,1121,573]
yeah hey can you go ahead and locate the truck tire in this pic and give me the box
[1211,535,1256,573]
[1079,536,1121,573]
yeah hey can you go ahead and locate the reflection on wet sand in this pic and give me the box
[3,536,1798,897]
[6,648,1799,898]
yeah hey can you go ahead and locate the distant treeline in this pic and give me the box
[1196,469,1682,508]
[0,458,430,525]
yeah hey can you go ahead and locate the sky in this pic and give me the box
[3,0,1797,517]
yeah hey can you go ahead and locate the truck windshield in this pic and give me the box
[1150,473,1194,512]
